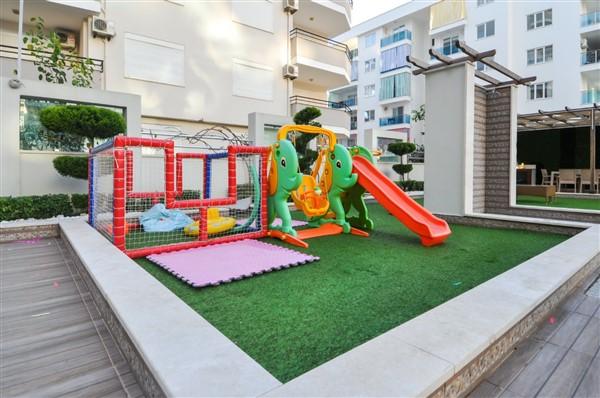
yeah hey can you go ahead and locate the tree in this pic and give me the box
[388,141,416,181]
[411,104,425,123]
[40,105,125,179]
[22,17,95,88]
[292,106,322,174]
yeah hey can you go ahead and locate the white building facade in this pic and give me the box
[0,0,353,196]
[330,0,600,151]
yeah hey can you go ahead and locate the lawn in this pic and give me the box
[136,203,566,382]
[517,195,600,211]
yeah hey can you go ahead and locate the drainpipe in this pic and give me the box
[591,107,596,193]
[8,0,24,89]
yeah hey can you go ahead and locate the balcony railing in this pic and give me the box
[380,30,413,47]
[290,95,352,113]
[581,10,600,27]
[290,28,351,61]
[0,44,104,73]
[581,49,600,65]
[430,44,460,59]
[581,89,600,104]
[379,114,411,127]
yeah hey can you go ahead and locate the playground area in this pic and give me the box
[136,203,566,382]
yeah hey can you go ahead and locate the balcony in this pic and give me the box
[581,10,600,28]
[379,114,411,127]
[290,29,351,89]
[292,0,351,37]
[581,89,600,104]
[430,44,460,60]
[429,0,466,34]
[380,30,413,48]
[290,96,350,131]
[0,44,103,89]
[581,49,600,65]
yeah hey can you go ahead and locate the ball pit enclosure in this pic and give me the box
[88,135,270,258]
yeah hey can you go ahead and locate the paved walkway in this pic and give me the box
[469,271,600,398]
[1,238,144,397]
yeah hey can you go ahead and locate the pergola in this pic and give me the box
[518,104,599,192]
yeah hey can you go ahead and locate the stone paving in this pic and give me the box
[469,272,600,398]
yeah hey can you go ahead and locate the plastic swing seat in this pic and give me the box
[292,175,329,217]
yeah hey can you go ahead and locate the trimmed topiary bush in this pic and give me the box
[293,106,322,174]
[40,105,125,142]
[40,104,125,180]
[53,156,88,179]
[388,141,416,181]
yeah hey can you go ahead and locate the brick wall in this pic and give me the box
[473,86,487,213]
[479,87,600,224]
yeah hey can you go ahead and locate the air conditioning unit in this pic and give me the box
[55,29,76,50]
[283,0,299,14]
[283,64,298,80]
[91,16,116,40]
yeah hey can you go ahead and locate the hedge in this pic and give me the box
[53,156,88,179]
[39,105,126,140]
[0,194,89,221]
[395,180,424,192]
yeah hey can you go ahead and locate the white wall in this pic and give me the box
[0,77,141,196]
[86,1,289,127]
[423,63,474,216]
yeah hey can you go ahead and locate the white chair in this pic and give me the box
[558,169,578,193]
[541,169,551,186]
[580,169,596,193]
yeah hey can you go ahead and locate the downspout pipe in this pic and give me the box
[8,0,24,89]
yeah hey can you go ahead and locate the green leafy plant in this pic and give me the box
[70,193,88,211]
[293,106,322,174]
[411,104,425,123]
[22,17,95,87]
[388,141,416,182]
[40,104,125,179]
[53,156,88,179]
[0,194,82,221]
[395,180,424,192]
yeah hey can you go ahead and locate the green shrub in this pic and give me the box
[293,106,322,174]
[388,141,417,181]
[53,156,88,179]
[70,193,88,210]
[0,193,91,221]
[40,105,125,141]
[395,180,424,192]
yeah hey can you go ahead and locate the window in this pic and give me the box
[379,72,411,100]
[232,0,274,32]
[124,33,185,86]
[351,60,358,81]
[365,58,376,72]
[527,9,552,30]
[364,84,376,97]
[527,45,553,65]
[365,32,376,47]
[364,109,375,122]
[19,97,124,152]
[442,35,459,55]
[476,20,495,39]
[380,44,411,73]
[528,81,553,100]
[477,0,493,6]
[232,59,273,101]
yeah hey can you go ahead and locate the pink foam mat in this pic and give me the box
[147,239,319,288]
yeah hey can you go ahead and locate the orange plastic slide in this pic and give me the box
[352,156,451,246]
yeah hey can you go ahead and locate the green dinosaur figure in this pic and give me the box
[343,146,375,230]
[267,139,302,236]
[319,144,358,233]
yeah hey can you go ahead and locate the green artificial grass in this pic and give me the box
[136,204,566,382]
[517,195,600,211]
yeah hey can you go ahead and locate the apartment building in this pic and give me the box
[0,0,352,195]
[330,0,600,150]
